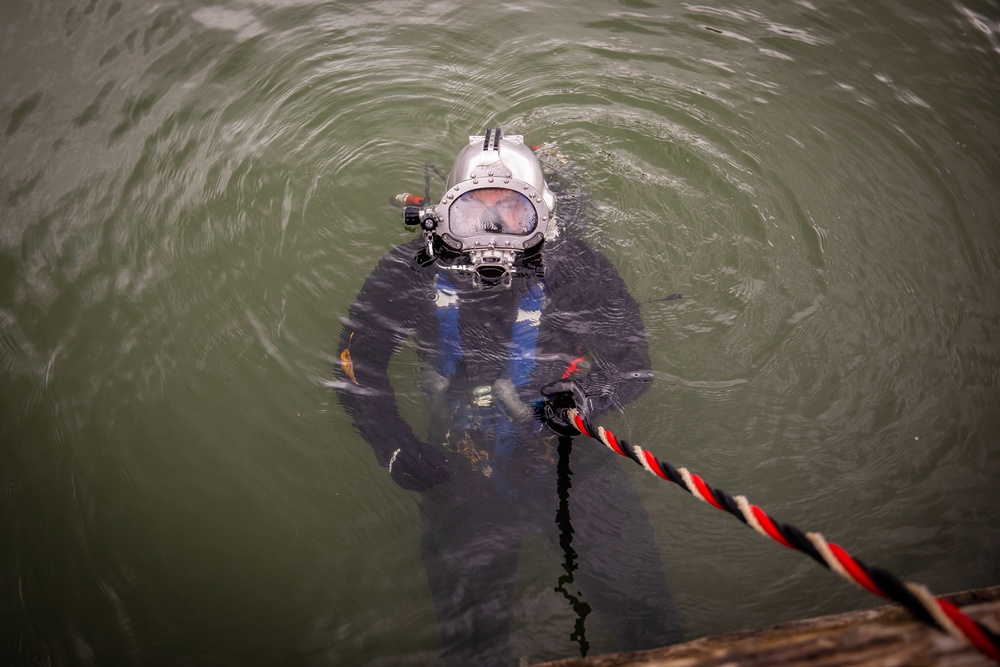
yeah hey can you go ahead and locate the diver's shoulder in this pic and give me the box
[544,234,606,264]
[375,238,428,269]
[542,234,629,293]
[384,237,425,257]
[361,239,437,289]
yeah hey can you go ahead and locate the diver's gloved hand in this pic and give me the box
[539,380,591,437]
[387,440,450,492]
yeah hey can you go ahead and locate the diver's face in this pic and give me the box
[448,188,538,238]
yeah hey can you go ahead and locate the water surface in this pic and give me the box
[2,0,999,664]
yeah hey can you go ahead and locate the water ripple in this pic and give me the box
[2,0,999,663]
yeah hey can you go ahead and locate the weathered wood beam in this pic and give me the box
[533,586,1000,667]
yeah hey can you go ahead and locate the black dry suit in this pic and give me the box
[337,231,681,665]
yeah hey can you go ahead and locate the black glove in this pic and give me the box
[387,440,450,492]
[539,380,591,437]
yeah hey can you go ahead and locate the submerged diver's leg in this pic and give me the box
[550,444,682,651]
[420,482,524,667]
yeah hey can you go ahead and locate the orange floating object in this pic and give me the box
[340,332,358,385]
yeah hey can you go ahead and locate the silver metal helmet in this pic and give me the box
[428,128,556,284]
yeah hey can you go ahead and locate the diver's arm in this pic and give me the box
[336,244,448,490]
[555,238,653,416]
[336,249,416,465]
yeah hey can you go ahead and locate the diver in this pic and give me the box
[336,129,681,665]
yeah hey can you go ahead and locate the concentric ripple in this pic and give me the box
[2,0,998,664]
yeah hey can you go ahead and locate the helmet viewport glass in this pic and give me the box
[448,188,537,238]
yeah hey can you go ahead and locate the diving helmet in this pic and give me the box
[406,128,557,284]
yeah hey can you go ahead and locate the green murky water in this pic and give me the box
[2,0,999,664]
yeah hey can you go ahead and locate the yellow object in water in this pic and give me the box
[340,332,358,385]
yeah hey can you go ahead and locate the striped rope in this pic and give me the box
[563,408,1000,662]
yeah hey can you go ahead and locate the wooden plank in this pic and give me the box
[532,586,1000,667]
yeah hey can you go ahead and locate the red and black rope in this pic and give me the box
[563,408,1000,662]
